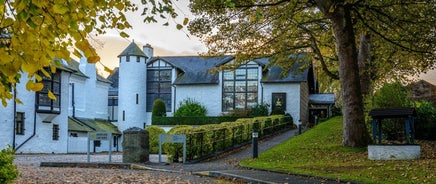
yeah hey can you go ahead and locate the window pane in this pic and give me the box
[247,68,258,79]
[160,82,172,93]
[223,71,234,80]
[160,70,171,81]
[247,81,258,92]
[247,93,258,107]
[235,69,246,80]
[222,93,234,111]
[235,93,246,109]
[52,73,61,82]
[147,70,159,81]
[235,81,246,92]
[223,81,234,92]
[38,95,51,105]
[147,82,159,93]
[53,82,60,94]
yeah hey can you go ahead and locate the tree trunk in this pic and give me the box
[329,5,372,147]
[358,34,373,96]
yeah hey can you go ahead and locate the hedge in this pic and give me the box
[152,116,245,125]
[163,115,293,162]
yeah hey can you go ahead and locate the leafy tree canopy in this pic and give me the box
[188,0,435,85]
[0,0,141,106]
[186,0,435,147]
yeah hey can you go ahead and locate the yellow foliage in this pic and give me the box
[48,90,57,100]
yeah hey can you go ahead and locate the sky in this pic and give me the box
[93,0,435,85]
[94,0,206,73]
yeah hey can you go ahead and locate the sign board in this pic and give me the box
[87,132,112,163]
[158,134,186,163]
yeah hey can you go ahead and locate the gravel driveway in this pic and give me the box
[13,154,219,184]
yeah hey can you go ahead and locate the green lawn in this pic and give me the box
[240,116,435,184]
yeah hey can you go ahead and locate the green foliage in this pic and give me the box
[240,117,436,184]
[414,101,436,140]
[370,82,413,140]
[248,103,269,117]
[270,107,285,115]
[174,98,207,117]
[164,115,292,162]
[0,146,18,184]
[152,98,166,118]
[145,126,166,154]
[151,116,241,125]
[188,0,436,147]
[372,82,412,108]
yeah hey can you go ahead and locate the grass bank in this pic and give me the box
[240,116,435,184]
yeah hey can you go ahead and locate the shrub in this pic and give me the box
[249,103,269,117]
[270,107,285,115]
[174,98,207,117]
[414,101,436,140]
[152,98,166,118]
[145,126,166,154]
[0,146,18,184]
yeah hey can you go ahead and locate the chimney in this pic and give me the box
[143,44,153,60]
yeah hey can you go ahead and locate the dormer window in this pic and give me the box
[36,69,61,114]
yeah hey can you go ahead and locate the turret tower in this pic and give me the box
[117,42,148,132]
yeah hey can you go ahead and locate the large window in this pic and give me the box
[147,60,172,112]
[108,96,118,122]
[36,70,61,113]
[223,62,259,111]
[15,112,25,135]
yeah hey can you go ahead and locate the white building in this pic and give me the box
[108,42,329,132]
[0,56,120,153]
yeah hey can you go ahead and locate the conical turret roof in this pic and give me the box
[118,41,147,58]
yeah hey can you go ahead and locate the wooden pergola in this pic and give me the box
[369,108,417,144]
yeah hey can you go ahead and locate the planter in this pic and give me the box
[368,145,420,160]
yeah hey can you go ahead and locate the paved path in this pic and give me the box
[16,129,349,183]
[145,129,345,183]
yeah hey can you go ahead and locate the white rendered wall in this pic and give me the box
[4,72,71,153]
[176,84,222,116]
[0,96,14,150]
[262,83,301,125]
[117,55,148,132]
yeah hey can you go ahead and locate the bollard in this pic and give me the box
[298,124,302,134]
[252,131,258,158]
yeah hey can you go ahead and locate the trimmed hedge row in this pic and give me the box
[163,115,294,162]
[152,116,246,125]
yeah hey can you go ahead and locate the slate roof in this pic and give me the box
[69,117,121,135]
[309,93,335,104]
[106,55,311,89]
[150,56,233,85]
[62,58,112,84]
[118,42,148,57]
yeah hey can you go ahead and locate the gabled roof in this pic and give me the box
[62,58,112,84]
[107,55,312,88]
[149,56,233,85]
[257,56,310,83]
[118,42,148,57]
[69,117,121,135]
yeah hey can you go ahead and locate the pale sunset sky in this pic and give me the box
[93,0,435,84]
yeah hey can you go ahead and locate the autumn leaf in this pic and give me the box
[48,90,57,100]
[26,81,44,91]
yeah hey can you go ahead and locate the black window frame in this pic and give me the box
[36,69,61,114]
[52,124,59,140]
[107,96,118,122]
[15,112,25,135]
[146,60,172,112]
[222,62,259,112]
